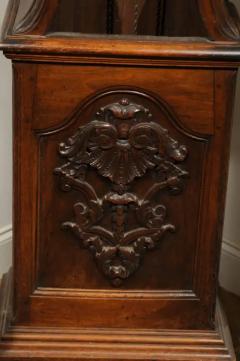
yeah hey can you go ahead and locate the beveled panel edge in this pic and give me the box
[34,88,208,297]
[34,88,209,304]
[33,287,198,300]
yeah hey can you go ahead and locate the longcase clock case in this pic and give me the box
[0,0,240,360]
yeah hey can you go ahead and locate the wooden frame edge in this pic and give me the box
[0,290,235,360]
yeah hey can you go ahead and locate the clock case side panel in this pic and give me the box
[9,62,237,332]
[192,69,237,324]
[12,62,39,321]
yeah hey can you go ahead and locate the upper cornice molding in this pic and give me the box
[1,0,240,64]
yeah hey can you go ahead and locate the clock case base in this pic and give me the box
[0,270,236,361]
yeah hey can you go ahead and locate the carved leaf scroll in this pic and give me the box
[54,97,189,286]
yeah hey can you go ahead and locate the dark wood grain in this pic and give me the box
[0,1,239,360]
[1,0,240,40]
[8,0,207,37]
[53,97,188,286]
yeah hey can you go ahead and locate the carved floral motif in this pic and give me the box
[54,98,188,286]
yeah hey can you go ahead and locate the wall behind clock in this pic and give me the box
[0,0,12,276]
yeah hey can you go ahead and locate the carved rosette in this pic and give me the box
[54,97,189,286]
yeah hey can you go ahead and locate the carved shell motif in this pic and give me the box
[56,98,187,189]
[54,97,189,286]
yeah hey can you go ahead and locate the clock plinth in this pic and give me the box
[0,270,236,361]
[0,1,239,360]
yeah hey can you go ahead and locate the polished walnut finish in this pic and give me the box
[54,96,188,286]
[0,1,240,360]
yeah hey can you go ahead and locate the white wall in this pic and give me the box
[219,0,240,295]
[0,0,12,275]
[0,0,240,294]
[219,70,240,296]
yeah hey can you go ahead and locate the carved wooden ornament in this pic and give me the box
[54,98,189,286]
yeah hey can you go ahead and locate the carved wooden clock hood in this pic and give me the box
[1,0,240,360]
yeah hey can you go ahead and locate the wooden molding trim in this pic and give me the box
[2,36,240,65]
[0,271,235,361]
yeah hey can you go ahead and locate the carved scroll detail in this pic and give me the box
[54,98,188,286]
[199,0,240,41]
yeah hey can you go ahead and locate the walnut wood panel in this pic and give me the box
[39,91,195,291]
[10,61,236,331]
[163,0,207,37]
[53,97,189,286]
[32,66,214,135]
[49,0,107,35]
